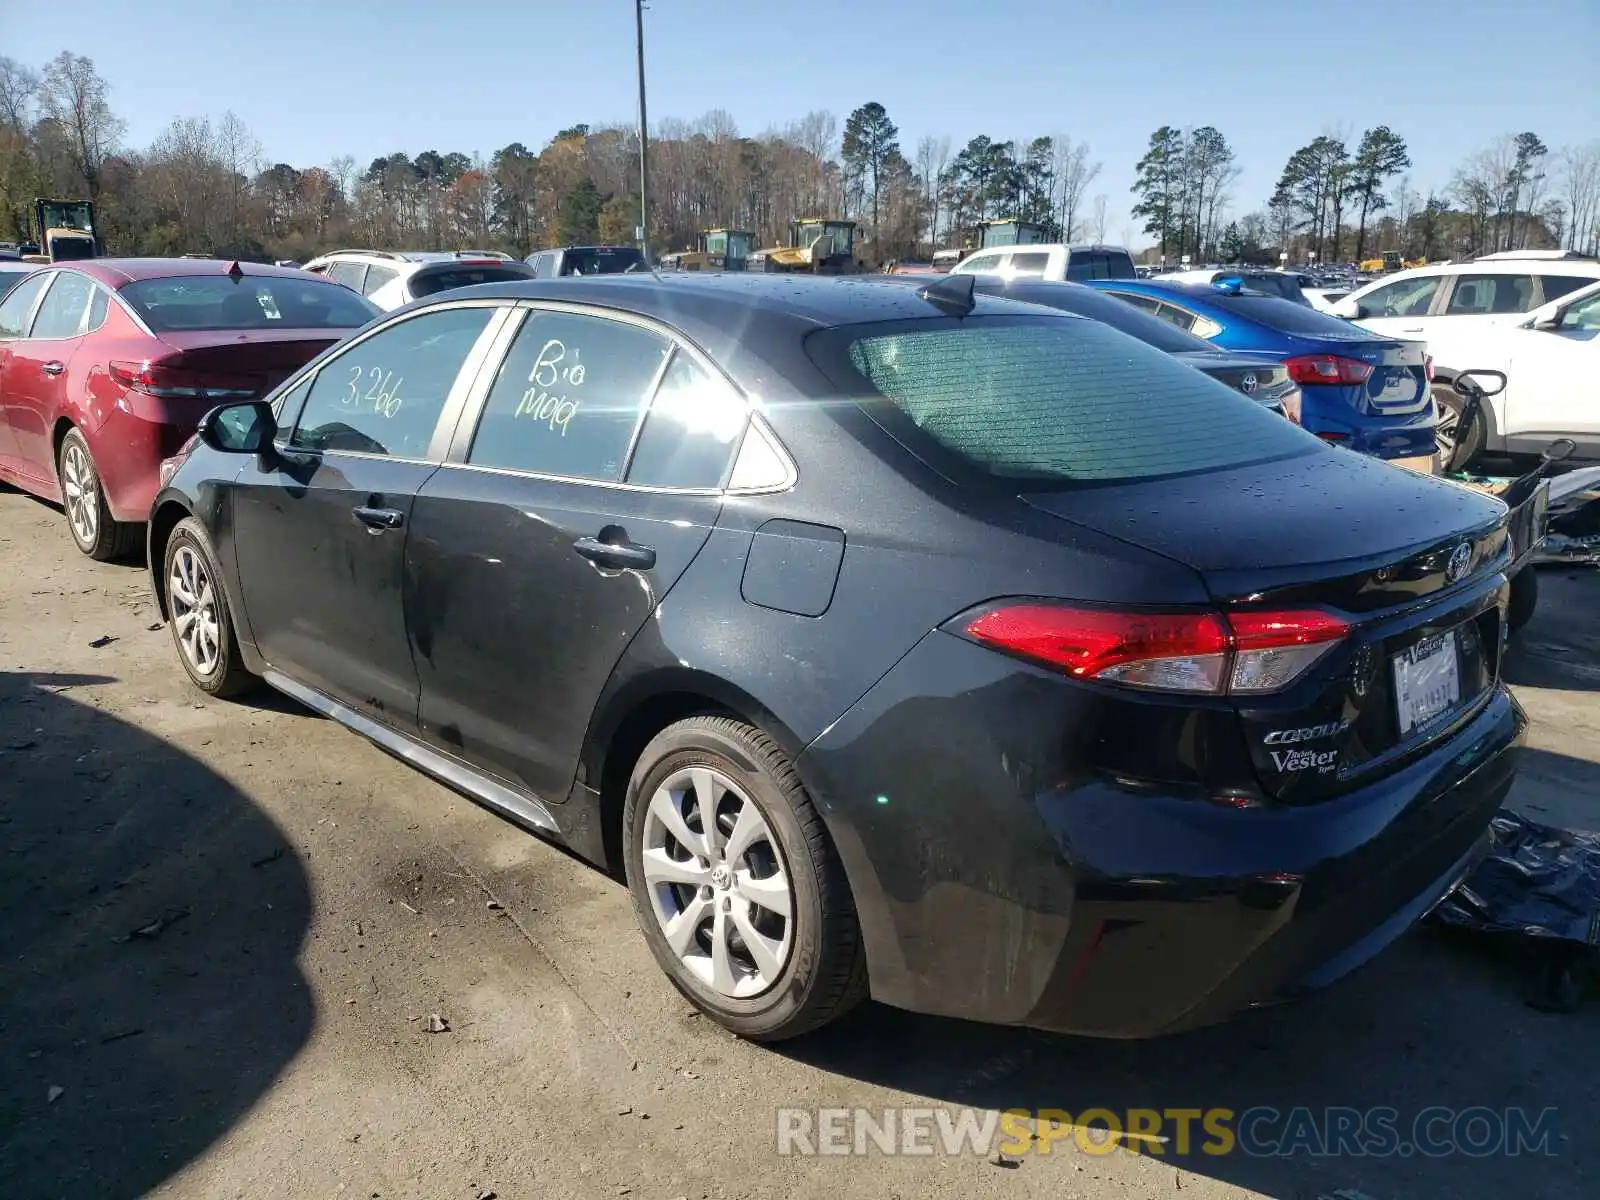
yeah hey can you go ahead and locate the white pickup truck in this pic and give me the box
[949,242,1137,283]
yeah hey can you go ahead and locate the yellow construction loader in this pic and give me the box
[21,198,100,263]
[660,228,756,272]
[749,219,862,273]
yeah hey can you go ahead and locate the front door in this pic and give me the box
[406,306,751,802]
[1502,288,1600,458]
[1352,273,1445,341]
[230,303,503,724]
[0,271,56,480]
[7,270,95,481]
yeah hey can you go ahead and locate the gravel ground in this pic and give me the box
[1,483,1597,1200]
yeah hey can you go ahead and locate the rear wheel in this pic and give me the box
[1432,381,1485,474]
[58,429,142,561]
[623,716,867,1041]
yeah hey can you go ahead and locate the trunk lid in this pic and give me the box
[1175,352,1296,408]
[1283,328,1430,416]
[1024,452,1512,802]
[154,328,346,394]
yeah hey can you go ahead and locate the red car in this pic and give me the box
[0,258,378,558]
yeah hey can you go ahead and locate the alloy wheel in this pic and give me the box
[1434,405,1461,466]
[61,441,99,547]
[641,765,794,998]
[169,545,223,676]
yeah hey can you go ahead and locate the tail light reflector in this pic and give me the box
[110,360,260,401]
[961,604,1350,695]
[1283,354,1374,386]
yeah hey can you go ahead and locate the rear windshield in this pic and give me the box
[994,282,1216,353]
[1064,250,1136,281]
[410,265,533,298]
[1207,292,1363,335]
[1228,273,1305,302]
[563,247,645,275]
[818,316,1318,484]
[120,274,379,332]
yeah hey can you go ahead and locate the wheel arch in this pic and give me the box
[147,498,195,619]
[1430,366,1504,449]
[50,416,76,473]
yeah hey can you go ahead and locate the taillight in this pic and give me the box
[1281,387,1303,425]
[1423,353,1434,382]
[1283,354,1374,386]
[961,604,1350,695]
[110,360,260,401]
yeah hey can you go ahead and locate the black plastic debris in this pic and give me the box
[1432,811,1600,1010]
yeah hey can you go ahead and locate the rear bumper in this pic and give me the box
[1300,389,1437,460]
[798,633,1525,1038]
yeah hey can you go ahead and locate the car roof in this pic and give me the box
[419,272,1066,338]
[49,258,322,286]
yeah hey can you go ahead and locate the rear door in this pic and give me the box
[1432,271,1538,340]
[405,304,748,801]
[230,301,505,725]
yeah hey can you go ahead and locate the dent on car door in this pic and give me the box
[405,306,743,802]
[228,302,506,723]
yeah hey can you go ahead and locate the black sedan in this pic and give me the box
[875,273,1302,420]
[148,273,1525,1042]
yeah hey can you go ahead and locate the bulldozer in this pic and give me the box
[660,228,756,272]
[973,218,1050,248]
[749,219,862,273]
[1358,250,1427,273]
[21,198,100,263]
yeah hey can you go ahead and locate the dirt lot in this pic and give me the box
[2,483,1597,1200]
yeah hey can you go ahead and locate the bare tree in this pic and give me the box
[1051,135,1100,241]
[1090,193,1108,241]
[36,52,123,196]
[1559,142,1600,253]
[216,112,262,243]
[0,57,39,131]
[914,135,950,249]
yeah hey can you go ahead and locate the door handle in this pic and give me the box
[353,504,405,530]
[42,361,65,376]
[573,532,656,571]
[1398,325,1423,333]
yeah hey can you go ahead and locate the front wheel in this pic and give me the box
[623,716,867,1041]
[1432,381,1485,474]
[163,517,258,698]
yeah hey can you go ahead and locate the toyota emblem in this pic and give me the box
[1239,373,1258,395]
[1446,541,1472,583]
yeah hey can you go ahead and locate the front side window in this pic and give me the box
[28,271,96,338]
[119,274,378,332]
[467,309,671,480]
[1360,276,1439,317]
[290,306,494,458]
[1445,273,1534,315]
[1558,290,1600,332]
[0,272,50,338]
[626,351,748,489]
[819,315,1318,484]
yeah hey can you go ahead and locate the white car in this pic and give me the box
[1333,252,1600,346]
[950,243,1136,282]
[301,250,534,311]
[1422,279,1600,467]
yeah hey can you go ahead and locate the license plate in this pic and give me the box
[1393,630,1461,736]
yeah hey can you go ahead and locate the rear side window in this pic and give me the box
[824,316,1317,484]
[1008,252,1050,277]
[119,275,379,332]
[85,285,109,333]
[626,351,748,489]
[1445,273,1534,315]
[1539,275,1595,303]
[467,310,671,480]
[361,265,399,297]
[29,271,96,338]
[957,253,1004,275]
[409,265,532,299]
[326,261,366,291]
[1065,250,1136,281]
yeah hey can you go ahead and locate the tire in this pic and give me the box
[622,715,867,1041]
[1507,566,1539,634]
[1432,381,1485,474]
[162,517,258,698]
[57,428,142,561]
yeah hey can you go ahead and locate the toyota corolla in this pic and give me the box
[147,273,1524,1042]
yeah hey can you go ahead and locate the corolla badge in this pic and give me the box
[1239,373,1258,395]
[1446,541,1473,584]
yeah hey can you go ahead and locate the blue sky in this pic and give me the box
[5,0,1597,239]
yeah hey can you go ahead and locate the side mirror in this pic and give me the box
[196,399,276,455]
[1531,311,1561,331]
[1542,438,1577,464]
[1330,296,1361,320]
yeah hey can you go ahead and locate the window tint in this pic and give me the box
[1008,252,1050,277]
[1153,303,1196,332]
[626,351,748,489]
[119,275,378,332]
[409,265,533,299]
[1558,290,1600,331]
[1210,293,1366,334]
[1445,273,1534,315]
[829,317,1316,483]
[29,271,96,338]
[85,284,109,333]
[561,247,645,275]
[0,271,50,337]
[1360,276,1438,317]
[467,310,670,480]
[1065,251,1136,281]
[1539,275,1596,303]
[326,261,367,291]
[361,265,399,296]
[290,306,493,458]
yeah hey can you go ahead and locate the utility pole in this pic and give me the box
[635,0,650,262]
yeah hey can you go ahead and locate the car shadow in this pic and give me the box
[0,670,314,1199]
[776,748,1600,1199]
[1503,570,1600,694]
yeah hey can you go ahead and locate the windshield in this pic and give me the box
[562,247,645,275]
[409,264,533,298]
[39,201,94,232]
[120,274,380,332]
[813,315,1319,484]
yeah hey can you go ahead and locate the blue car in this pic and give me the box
[1087,278,1436,462]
